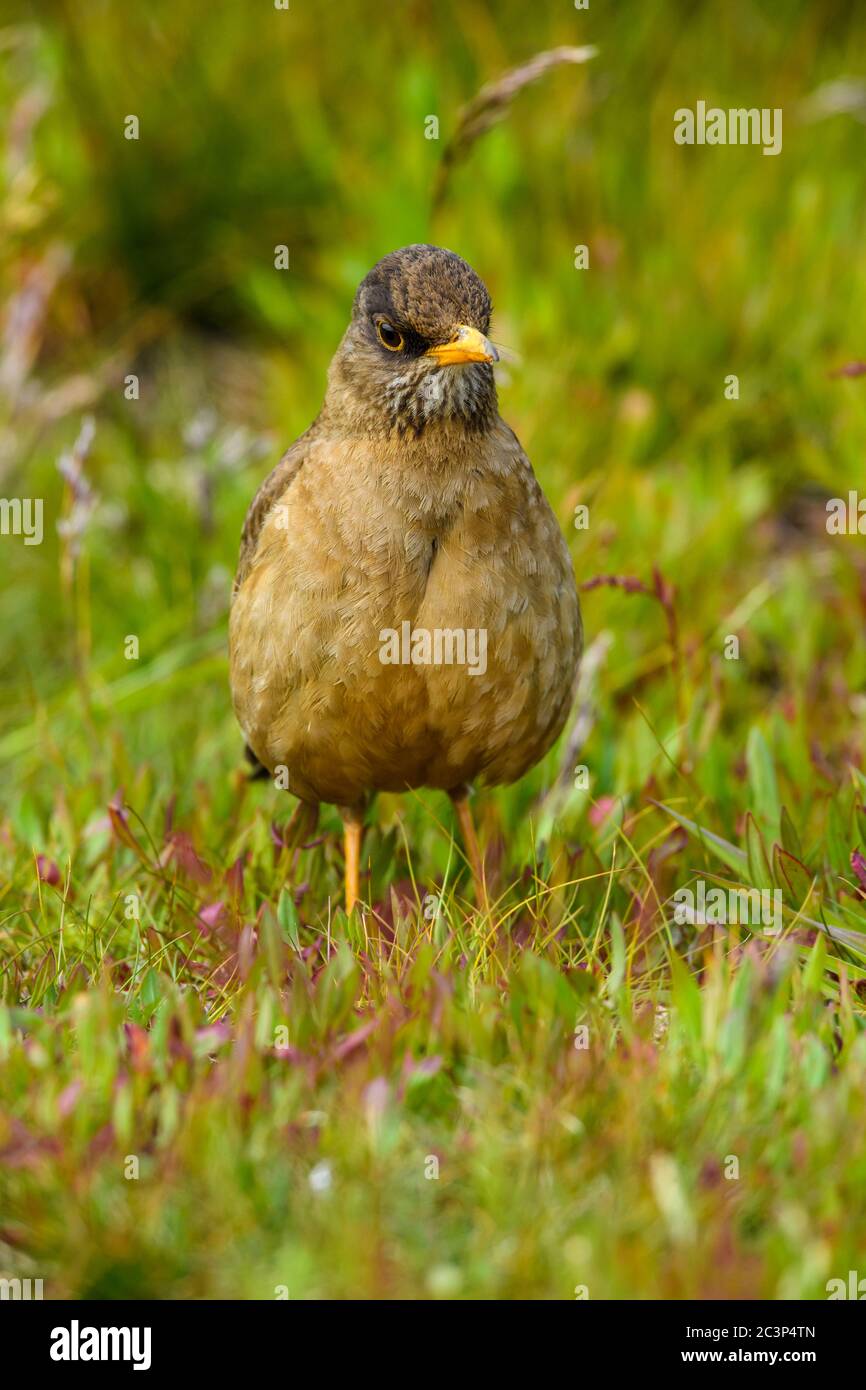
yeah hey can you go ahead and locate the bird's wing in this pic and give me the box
[232,423,318,595]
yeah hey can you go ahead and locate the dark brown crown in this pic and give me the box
[354,244,492,342]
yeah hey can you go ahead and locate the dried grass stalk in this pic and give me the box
[432,45,598,213]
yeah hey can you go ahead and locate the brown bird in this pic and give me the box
[229,245,581,912]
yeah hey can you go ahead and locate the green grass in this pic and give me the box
[2,0,866,1299]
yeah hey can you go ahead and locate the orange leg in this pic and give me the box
[450,786,488,908]
[340,808,365,913]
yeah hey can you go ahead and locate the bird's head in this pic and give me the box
[327,245,499,436]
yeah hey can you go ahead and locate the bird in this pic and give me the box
[229,244,581,913]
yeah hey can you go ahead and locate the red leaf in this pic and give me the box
[195,1022,231,1048]
[124,1022,151,1072]
[589,796,617,827]
[165,831,212,885]
[830,361,866,379]
[333,1019,378,1061]
[108,798,148,860]
[403,1053,442,1080]
[579,573,652,596]
[851,849,866,896]
[35,854,60,886]
[198,900,225,929]
[58,1081,82,1117]
[225,853,246,903]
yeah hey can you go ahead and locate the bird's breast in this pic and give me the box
[229,426,580,804]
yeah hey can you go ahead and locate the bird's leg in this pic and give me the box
[449,785,488,909]
[338,803,366,913]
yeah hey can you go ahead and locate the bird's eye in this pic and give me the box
[376,318,404,351]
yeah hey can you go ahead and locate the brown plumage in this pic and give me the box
[229,245,581,909]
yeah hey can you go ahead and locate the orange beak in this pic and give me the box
[424,324,499,366]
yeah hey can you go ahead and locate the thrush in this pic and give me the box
[229,244,581,911]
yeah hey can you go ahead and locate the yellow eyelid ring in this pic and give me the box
[376,317,404,350]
